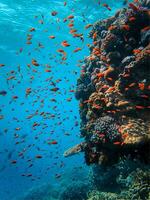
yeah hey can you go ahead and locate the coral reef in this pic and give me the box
[59,182,91,200]
[72,0,150,166]
[64,0,150,199]
[88,165,150,200]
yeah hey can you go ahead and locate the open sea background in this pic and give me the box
[0,1,132,200]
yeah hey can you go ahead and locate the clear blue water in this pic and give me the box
[0,1,130,199]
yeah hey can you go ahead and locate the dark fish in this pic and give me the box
[50,87,59,92]
[0,90,7,96]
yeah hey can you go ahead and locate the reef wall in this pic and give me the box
[73,0,150,199]
[74,0,150,166]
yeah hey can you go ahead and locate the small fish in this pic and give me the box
[26,88,32,96]
[122,25,130,31]
[36,155,42,159]
[45,69,51,72]
[135,105,145,109]
[140,95,149,99]
[113,141,121,145]
[61,41,70,47]
[68,15,74,19]
[55,174,61,178]
[69,29,77,34]
[50,87,59,92]
[73,48,82,53]
[84,24,93,29]
[129,17,136,22]
[92,32,97,39]
[138,83,145,90]
[133,49,141,54]
[108,25,117,31]
[128,3,139,11]
[49,140,58,145]
[0,90,7,96]
[141,26,150,32]
[29,27,36,32]
[102,3,111,11]
[51,11,58,16]
[12,96,18,99]
[68,23,74,27]
[32,59,39,66]
[11,160,17,164]
[49,35,55,39]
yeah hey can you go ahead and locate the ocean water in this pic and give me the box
[0,0,142,200]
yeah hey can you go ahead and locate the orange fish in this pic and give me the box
[129,3,139,11]
[73,33,83,37]
[138,83,145,90]
[105,86,115,93]
[73,48,82,53]
[7,76,15,80]
[85,24,93,29]
[97,72,104,78]
[26,88,31,96]
[141,26,150,32]
[108,25,117,31]
[93,32,97,39]
[68,23,74,27]
[32,59,39,66]
[12,96,18,99]
[129,17,136,22]
[69,29,77,34]
[29,28,36,32]
[49,140,58,145]
[113,141,121,145]
[102,3,111,11]
[133,49,141,54]
[122,25,130,31]
[45,69,51,72]
[61,41,70,47]
[128,83,136,87]
[135,105,145,109]
[49,35,55,39]
[68,15,74,19]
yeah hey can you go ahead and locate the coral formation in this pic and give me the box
[64,0,150,199]
[59,182,90,200]
[72,0,150,166]
[88,164,150,200]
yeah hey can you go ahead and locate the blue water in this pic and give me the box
[0,0,130,199]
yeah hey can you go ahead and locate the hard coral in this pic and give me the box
[74,0,150,167]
